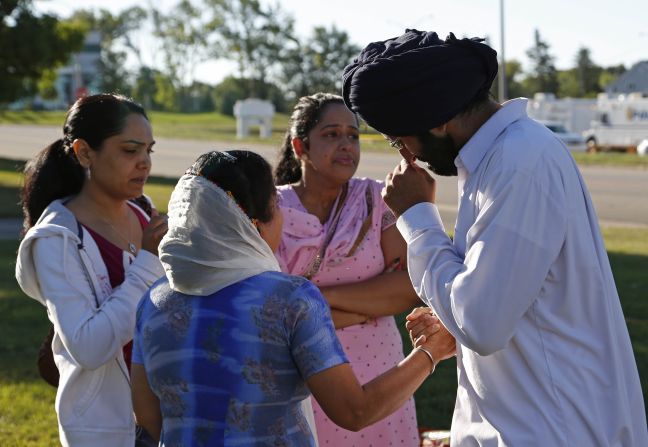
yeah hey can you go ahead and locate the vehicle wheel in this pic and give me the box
[586,138,598,153]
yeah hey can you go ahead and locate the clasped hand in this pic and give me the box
[381,159,437,217]
[406,307,456,364]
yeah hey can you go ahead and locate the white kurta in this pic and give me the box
[397,99,647,446]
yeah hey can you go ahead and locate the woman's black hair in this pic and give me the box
[274,92,352,185]
[20,94,148,231]
[188,150,276,223]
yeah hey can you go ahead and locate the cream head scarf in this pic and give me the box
[159,173,280,296]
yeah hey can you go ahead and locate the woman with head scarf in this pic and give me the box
[130,150,455,446]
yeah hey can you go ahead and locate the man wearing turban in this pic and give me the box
[343,29,647,446]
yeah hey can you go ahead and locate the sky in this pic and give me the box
[35,0,648,85]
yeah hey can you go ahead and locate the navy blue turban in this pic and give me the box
[342,29,498,136]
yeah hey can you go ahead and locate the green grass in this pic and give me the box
[0,110,66,126]
[0,239,59,446]
[572,151,648,167]
[2,229,647,444]
[1,156,647,443]
[3,110,648,167]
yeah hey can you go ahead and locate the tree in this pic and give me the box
[525,29,559,94]
[280,25,360,100]
[181,81,216,113]
[491,59,529,100]
[574,47,601,96]
[132,66,161,110]
[556,70,581,97]
[150,0,211,104]
[599,64,626,91]
[0,0,85,103]
[212,76,248,115]
[211,75,287,115]
[153,72,179,112]
[67,7,148,96]
[204,0,295,98]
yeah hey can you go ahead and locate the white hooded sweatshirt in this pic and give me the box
[15,199,164,447]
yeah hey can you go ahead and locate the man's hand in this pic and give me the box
[407,307,456,363]
[405,307,440,346]
[382,159,436,217]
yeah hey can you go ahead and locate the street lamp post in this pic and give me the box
[499,0,507,102]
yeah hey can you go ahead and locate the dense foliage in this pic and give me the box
[1,2,629,112]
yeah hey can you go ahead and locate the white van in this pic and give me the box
[583,93,648,152]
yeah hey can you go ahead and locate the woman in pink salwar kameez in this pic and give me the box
[274,93,423,446]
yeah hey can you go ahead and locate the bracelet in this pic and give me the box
[415,346,436,374]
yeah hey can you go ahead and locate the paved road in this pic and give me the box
[1,124,647,235]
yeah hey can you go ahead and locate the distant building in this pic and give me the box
[605,61,648,96]
[36,31,102,109]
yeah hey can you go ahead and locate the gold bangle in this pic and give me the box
[416,346,436,374]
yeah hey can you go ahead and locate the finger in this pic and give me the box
[410,323,437,339]
[398,147,416,164]
[414,334,427,347]
[150,221,168,237]
[406,310,436,326]
[421,313,440,324]
[406,306,431,321]
[407,321,428,338]
[147,216,166,228]
[408,313,439,333]
[420,324,441,338]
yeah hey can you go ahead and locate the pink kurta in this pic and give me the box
[276,177,419,446]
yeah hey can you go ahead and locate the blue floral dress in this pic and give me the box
[133,271,347,446]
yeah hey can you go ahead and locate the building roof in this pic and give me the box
[605,61,648,95]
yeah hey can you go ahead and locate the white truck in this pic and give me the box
[583,92,648,152]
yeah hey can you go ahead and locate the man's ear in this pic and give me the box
[428,123,448,137]
[291,137,307,159]
[72,139,92,168]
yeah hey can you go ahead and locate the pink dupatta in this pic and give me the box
[276,178,395,281]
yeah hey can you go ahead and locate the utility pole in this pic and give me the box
[499,0,507,102]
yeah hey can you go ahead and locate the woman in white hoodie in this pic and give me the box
[15,94,167,447]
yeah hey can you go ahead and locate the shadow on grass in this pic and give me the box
[0,157,25,172]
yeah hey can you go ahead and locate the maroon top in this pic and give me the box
[83,203,149,371]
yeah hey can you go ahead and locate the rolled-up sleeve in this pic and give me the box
[398,171,567,356]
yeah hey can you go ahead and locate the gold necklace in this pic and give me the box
[99,208,137,254]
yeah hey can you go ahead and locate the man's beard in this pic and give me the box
[415,131,460,176]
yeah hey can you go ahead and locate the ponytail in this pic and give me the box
[20,139,85,231]
[274,132,302,185]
